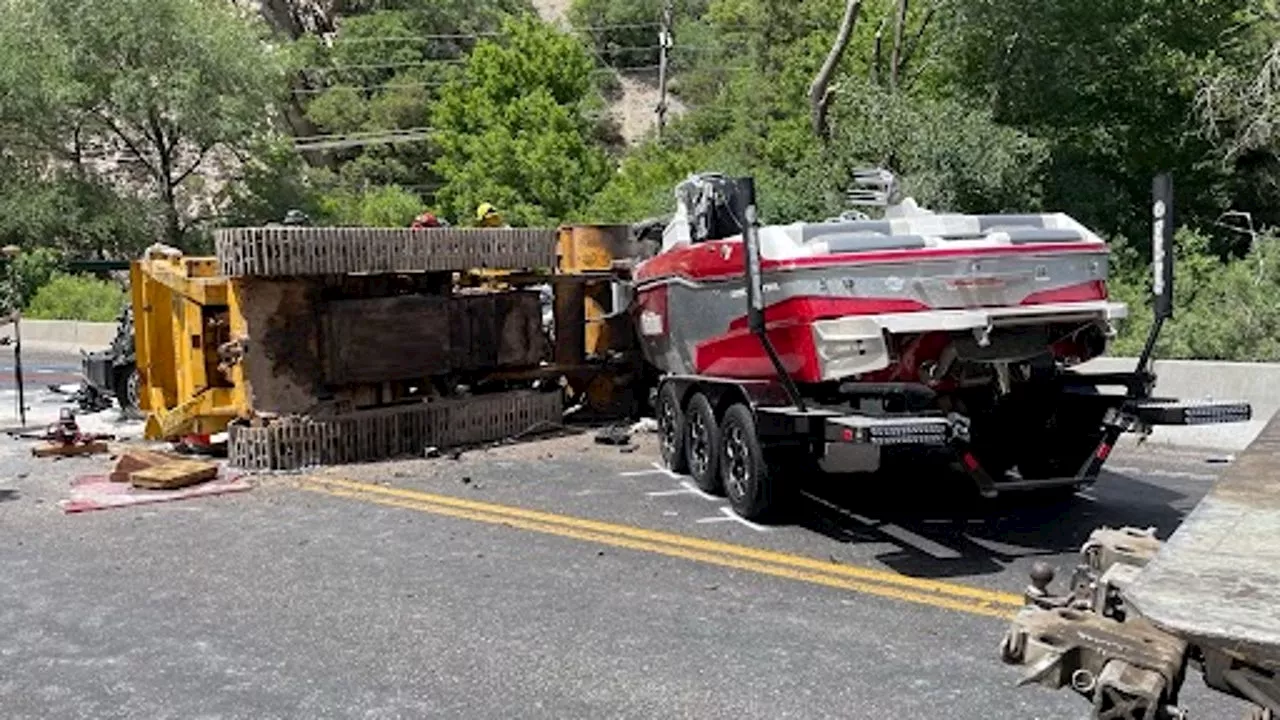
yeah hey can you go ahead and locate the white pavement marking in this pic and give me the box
[1106,465,1219,482]
[963,534,1043,557]
[850,516,963,560]
[696,516,735,524]
[710,506,770,533]
[679,480,720,501]
[646,481,720,501]
[620,462,683,480]
[802,491,963,559]
[648,487,697,498]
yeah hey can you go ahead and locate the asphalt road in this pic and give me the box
[0,421,1255,720]
[0,344,86,390]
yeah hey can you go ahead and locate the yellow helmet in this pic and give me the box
[476,202,497,221]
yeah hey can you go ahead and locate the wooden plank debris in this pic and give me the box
[33,442,109,458]
[110,450,182,483]
[129,460,219,490]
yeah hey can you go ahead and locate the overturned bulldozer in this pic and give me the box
[132,224,643,470]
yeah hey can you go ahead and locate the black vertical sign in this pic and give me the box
[739,177,766,334]
[1152,174,1175,321]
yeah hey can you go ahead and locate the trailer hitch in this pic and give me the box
[945,412,1001,498]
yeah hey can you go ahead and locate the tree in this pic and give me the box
[0,0,286,247]
[291,1,534,195]
[936,0,1246,245]
[0,170,155,259]
[826,81,1049,213]
[430,18,612,225]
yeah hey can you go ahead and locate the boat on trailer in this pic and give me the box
[630,173,1250,520]
[633,172,1124,387]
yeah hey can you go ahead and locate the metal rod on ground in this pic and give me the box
[656,0,674,139]
[14,315,25,427]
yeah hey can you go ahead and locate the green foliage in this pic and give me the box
[0,0,285,248]
[569,0,709,67]
[221,140,322,227]
[826,82,1049,213]
[25,273,126,322]
[0,167,155,259]
[430,18,611,225]
[297,1,535,193]
[316,185,426,227]
[583,143,711,222]
[1110,229,1280,361]
[937,0,1246,247]
[6,248,63,311]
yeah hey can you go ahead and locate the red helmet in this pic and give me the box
[411,212,442,229]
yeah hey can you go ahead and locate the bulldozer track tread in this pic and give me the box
[228,390,563,471]
[215,227,558,277]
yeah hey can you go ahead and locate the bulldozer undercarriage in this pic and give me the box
[131,225,639,470]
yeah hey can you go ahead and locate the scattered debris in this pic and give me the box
[461,476,472,485]
[630,417,658,434]
[620,445,638,454]
[33,441,109,459]
[424,446,441,459]
[60,472,251,514]
[130,459,220,490]
[19,409,114,458]
[110,450,182,483]
[1206,454,1235,464]
[448,449,464,461]
[594,425,632,446]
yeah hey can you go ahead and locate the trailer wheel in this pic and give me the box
[720,403,779,521]
[685,393,723,494]
[657,383,689,474]
[113,364,143,420]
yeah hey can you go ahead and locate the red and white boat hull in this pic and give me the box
[633,213,1125,385]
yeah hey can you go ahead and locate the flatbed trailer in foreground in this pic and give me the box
[1001,411,1280,720]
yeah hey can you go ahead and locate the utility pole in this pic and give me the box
[656,0,674,140]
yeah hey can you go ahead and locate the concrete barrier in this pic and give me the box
[9,319,117,350]
[1080,357,1280,451]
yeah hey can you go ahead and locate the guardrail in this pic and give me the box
[8,320,117,349]
[1081,357,1280,451]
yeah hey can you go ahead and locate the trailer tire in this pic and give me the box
[720,403,781,521]
[685,393,723,494]
[657,383,689,474]
[113,364,143,421]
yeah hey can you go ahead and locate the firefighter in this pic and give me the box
[475,202,506,228]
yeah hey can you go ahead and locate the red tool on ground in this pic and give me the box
[15,408,116,457]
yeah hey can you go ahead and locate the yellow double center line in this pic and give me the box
[300,476,1023,619]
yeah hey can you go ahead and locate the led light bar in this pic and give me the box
[829,416,951,446]
[1131,399,1253,426]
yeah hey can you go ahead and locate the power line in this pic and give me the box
[293,127,435,151]
[332,22,662,45]
[292,80,449,96]
[300,58,468,73]
[292,65,661,96]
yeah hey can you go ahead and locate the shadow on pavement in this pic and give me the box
[0,488,19,502]
[787,459,1196,582]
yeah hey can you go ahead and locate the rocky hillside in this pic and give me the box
[531,0,683,145]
